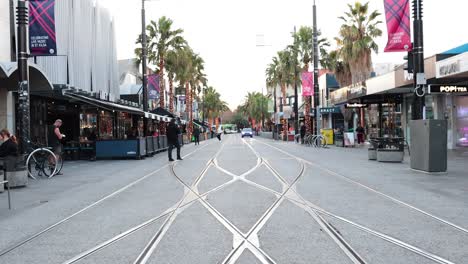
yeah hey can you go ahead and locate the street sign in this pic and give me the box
[319,107,340,114]
[429,85,468,94]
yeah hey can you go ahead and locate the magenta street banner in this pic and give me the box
[384,0,412,52]
[301,72,314,96]
[29,0,57,55]
[148,74,160,99]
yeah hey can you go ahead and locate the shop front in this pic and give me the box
[434,52,468,149]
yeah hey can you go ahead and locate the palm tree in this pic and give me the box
[337,2,382,83]
[322,49,352,87]
[239,92,269,127]
[147,17,186,109]
[204,86,228,127]
[165,49,179,113]
[292,26,331,133]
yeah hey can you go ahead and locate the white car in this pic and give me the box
[241,128,253,138]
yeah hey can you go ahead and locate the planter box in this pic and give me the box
[377,149,404,163]
[368,148,377,160]
[96,139,144,159]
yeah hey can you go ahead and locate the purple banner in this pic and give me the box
[384,0,412,52]
[301,72,314,96]
[29,0,57,55]
[148,74,160,99]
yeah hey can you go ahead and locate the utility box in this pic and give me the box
[410,120,447,173]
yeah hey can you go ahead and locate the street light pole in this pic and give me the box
[273,86,278,140]
[312,0,320,135]
[411,0,425,120]
[17,0,30,154]
[141,0,149,135]
[293,26,299,135]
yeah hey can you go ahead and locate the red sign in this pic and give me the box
[301,72,314,96]
[384,0,412,52]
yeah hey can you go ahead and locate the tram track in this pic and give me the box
[253,138,462,264]
[0,142,213,259]
[255,139,468,234]
[131,136,280,264]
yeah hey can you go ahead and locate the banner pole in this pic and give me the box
[17,0,30,155]
[313,0,320,135]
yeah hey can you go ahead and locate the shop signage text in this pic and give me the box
[320,107,341,114]
[348,83,367,99]
[438,61,461,78]
[345,103,368,108]
[429,85,468,94]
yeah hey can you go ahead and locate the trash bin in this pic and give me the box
[410,120,447,172]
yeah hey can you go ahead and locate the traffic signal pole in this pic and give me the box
[411,0,425,120]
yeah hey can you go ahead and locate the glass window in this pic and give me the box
[455,96,468,148]
[80,107,98,142]
[99,110,114,140]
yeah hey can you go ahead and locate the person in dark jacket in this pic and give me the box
[167,119,182,161]
[356,123,365,144]
[193,127,201,146]
[300,122,306,144]
[0,129,18,157]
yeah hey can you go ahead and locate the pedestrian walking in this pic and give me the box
[356,123,365,144]
[48,119,65,174]
[167,119,182,161]
[216,126,222,141]
[193,126,201,145]
[300,122,306,144]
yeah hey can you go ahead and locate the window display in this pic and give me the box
[80,107,98,142]
[99,111,114,139]
[455,96,468,148]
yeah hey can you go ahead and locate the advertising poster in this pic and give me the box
[344,132,355,147]
[147,74,160,99]
[301,72,314,96]
[383,0,412,52]
[29,0,57,55]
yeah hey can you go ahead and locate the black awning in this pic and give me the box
[63,92,144,115]
[150,107,175,118]
[193,119,209,128]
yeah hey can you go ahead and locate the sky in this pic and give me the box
[100,0,468,110]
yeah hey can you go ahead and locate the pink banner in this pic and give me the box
[384,0,412,52]
[301,72,314,96]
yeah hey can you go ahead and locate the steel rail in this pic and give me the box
[0,142,213,258]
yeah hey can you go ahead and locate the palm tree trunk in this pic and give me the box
[281,84,287,139]
[169,77,174,113]
[185,82,193,140]
[159,56,165,109]
[304,96,311,133]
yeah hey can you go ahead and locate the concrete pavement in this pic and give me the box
[0,134,466,263]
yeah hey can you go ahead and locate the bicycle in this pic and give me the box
[314,134,328,148]
[25,142,62,179]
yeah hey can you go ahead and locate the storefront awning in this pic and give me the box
[151,107,176,118]
[63,91,144,115]
[0,62,54,92]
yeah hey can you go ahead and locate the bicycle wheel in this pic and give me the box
[27,148,56,179]
[47,154,63,178]
[315,135,328,148]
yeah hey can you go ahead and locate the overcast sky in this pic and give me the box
[100,0,468,110]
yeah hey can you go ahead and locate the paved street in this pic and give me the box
[1,135,468,264]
